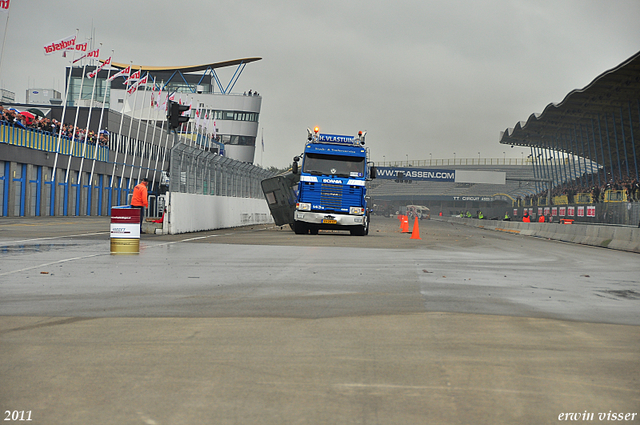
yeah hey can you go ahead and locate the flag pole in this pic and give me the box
[109,62,132,189]
[126,72,146,187]
[89,51,114,186]
[134,73,154,182]
[0,0,12,82]
[153,110,172,193]
[77,44,102,190]
[119,66,142,190]
[144,77,160,180]
[64,36,92,184]
[51,28,79,185]
[187,97,194,147]
[150,89,170,192]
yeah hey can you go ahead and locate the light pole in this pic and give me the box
[429,152,432,165]
[406,154,408,166]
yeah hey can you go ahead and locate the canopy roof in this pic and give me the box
[500,51,640,170]
[105,57,262,73]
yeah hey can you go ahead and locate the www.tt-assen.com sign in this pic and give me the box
[375,167,455,182]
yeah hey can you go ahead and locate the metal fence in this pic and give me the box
[168,142,274,198]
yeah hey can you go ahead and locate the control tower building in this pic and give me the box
[67,57,262,163]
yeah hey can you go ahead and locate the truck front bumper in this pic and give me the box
[294,211,365,227]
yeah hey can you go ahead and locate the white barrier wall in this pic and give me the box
[165,192,273,234]
[445,216,640,253]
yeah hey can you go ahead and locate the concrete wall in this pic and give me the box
[166,192,273,234]
[443,217,640,253]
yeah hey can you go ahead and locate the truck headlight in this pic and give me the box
[349,206,365,215]
[297,202,311,211]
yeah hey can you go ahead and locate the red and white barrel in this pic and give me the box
[110,206,140,254]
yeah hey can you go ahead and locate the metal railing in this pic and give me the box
[515,190,636,207]
[168,142,274,198]
[0,121,109,161]
[378,157,530,167]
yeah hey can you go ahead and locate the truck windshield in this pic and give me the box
[303,153,365,178]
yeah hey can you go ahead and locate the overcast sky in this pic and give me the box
[0,0,638,168]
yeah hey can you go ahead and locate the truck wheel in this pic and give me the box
[350,225,366,236]
[364,213,370,235]
[293,221,307,235]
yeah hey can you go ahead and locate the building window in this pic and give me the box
[208,110,258,122]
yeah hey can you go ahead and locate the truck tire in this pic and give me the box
[364,213,370,235]
[351,213,370,236]
[350,226,366,236]
[293,221,308,235]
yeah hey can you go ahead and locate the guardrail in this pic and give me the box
[0,121,109,161]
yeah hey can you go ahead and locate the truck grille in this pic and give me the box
[320,183,343,208]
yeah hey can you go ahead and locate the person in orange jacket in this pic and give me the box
[523,211,530,222]
[538,214,545,223]
[131,178,149,232]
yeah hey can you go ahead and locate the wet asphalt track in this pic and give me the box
[0,216,638,424]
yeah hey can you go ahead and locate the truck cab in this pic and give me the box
[292,127,374,236]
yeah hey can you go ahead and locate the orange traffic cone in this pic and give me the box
[401,215,410,233]
[410,216,421,239]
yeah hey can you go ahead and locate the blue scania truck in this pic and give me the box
[261,127,375,236]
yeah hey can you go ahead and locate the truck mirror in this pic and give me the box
[370,166,376,179]
[292,161,299,174]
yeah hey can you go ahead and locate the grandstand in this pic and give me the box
[372,51,639,225]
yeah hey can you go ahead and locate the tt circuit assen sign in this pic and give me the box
[375,167,455,182]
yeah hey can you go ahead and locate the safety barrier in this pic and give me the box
[604,190,627,202]
[0,122,109,161]
[552,195,569,205]
[445,216,640,253]
[163,142,276,234]
[518,191,633,207]
[575,193,593,204]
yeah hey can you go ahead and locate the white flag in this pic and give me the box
[195,108,201,128]
[124,69,140,86]
[107,65,131,82]
[73,48,100,64]
[87,56,111,79]
[155,87,163,110]
[0,0,11,14]
[74,41,88,53]
[127,73,148,95]
[43,34,76,56]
